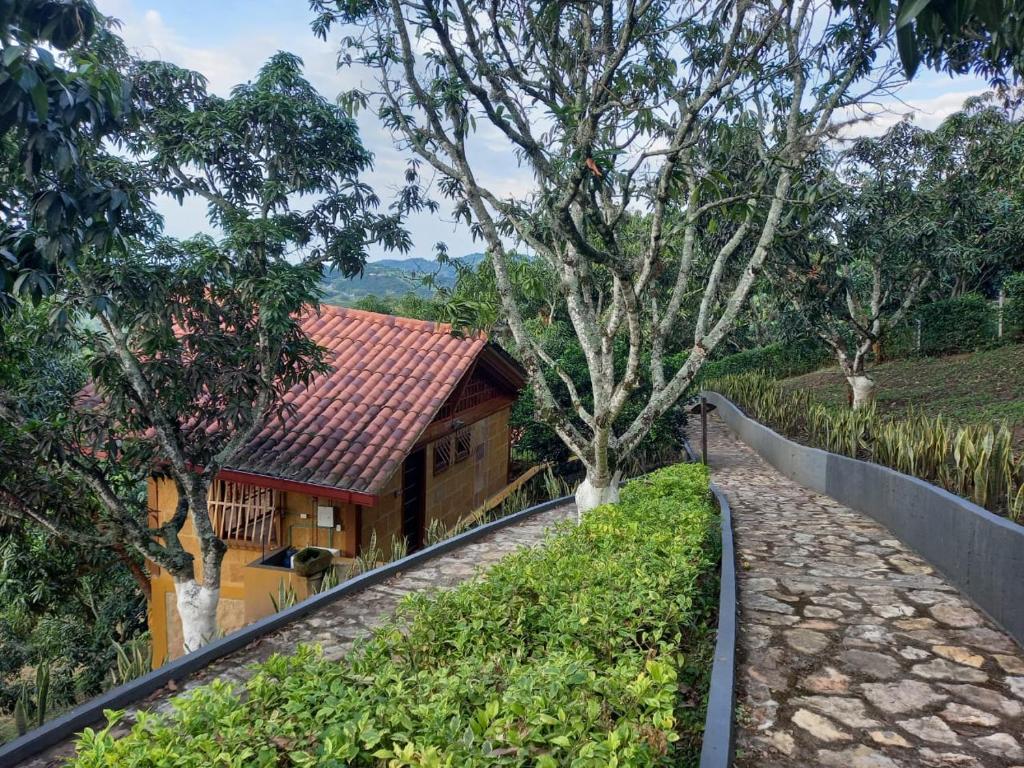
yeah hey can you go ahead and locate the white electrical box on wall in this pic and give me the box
[316,505,334,528]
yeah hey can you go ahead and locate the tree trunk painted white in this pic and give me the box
[174,578,220,653]
[575,471,621,518]
[847,375,876,410]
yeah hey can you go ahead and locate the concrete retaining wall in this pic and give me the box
[704,390,1024,649]
[699,483,737,768]
[683,437,738,768]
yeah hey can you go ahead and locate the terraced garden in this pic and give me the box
[782,345,1024,447]
[66,465,720,768]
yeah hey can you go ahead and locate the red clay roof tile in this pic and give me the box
[228,305,488,495]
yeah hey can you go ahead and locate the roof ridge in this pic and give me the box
[314,303,453,335]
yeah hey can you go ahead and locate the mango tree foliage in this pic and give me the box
[775,122,935,408]
[0,52,406,653]
[775,98,1024,409]
[312,0,899,508]
[0,1,142,308]
[922,94,1024,296]
[123,52,411,276]
[841,0,1024,84]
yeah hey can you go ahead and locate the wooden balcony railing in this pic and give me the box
[207,480,282,549]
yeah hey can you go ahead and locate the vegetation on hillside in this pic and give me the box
[0,5,418,675]
[714,372,1024,521]
[782,345,1024,445]
[2,0,1024,749]
[70,464,719,768]
[772,98,1024,408]
[320,253,484,306]
[313,0,904,510]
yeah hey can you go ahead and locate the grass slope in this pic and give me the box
[782,344,1024,445]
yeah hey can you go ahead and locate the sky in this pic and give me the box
[96,0,992,262]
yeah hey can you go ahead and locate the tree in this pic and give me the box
[312,0,899,509]
[0,53,406,651]
[0,304,147,715]
[1,1,140,308]
[840,0,1024,85]
[922,94,1024,297]
[775,122,934,408]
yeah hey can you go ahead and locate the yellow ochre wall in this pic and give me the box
[356,406,512,550]
[426,406,511,531]
[147,404,512,665]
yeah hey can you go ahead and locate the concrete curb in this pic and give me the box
[0,495,574,766]
[703,390,1024,650]
[683,439,738,768]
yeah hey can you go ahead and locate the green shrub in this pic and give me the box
[71,465,719,768]
[1003,273,1024,340]
[694,339,829,386]
[916,294,997,356]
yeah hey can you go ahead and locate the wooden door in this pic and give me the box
[401,448,426,552]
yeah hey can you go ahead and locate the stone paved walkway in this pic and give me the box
[707,413,1024,767]
[17,503,576,768]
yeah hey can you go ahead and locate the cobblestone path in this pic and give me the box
[18,503,576,768]
[708,413,1024,767]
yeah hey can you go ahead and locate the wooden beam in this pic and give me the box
[412,397,514,450]
[457,462,552,529]
[216,469,379,507]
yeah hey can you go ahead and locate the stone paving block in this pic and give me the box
[707,413,1024,767]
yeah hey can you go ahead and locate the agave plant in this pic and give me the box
[14,660,50,735]
[711,372,1021,521]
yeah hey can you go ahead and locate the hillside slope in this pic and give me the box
[321,253,485,305]
[782,344,1024,444]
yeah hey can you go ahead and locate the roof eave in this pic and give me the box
[217,468,379,507]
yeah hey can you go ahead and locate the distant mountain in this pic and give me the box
[320,252,485,306]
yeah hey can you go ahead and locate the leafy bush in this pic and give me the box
[711,372,1024,521]
[1004,273,1024,341]
[693,339,829,385]
[71,465,719,768]
[916,294,997,356]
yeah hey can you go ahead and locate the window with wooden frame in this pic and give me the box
[207,480,281,548]
[434,437,453,474]
[454,428,472,463]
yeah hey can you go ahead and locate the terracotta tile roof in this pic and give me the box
[227,306,489,496]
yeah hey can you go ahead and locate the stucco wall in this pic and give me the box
[147,478,358,664]
[147,405,513,663]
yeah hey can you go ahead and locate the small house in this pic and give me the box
[147,306,525,663]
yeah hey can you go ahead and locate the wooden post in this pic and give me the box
[700,396,708,466]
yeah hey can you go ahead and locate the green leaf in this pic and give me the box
[974,0,1004,27]
[873,0,892,34]
[895,0,932,28]
[2,45,23,66]
[30,80,48,121]
[896,23,921,78]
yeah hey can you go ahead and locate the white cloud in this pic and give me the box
[839,87,986,138]
[97,0,500,259]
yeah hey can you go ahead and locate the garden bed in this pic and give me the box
[68,464,720,767]
[712,371,1024,521]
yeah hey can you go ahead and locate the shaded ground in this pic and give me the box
[707,413,1024,767]
[15,503,576,768]
[782,345,1024,447]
